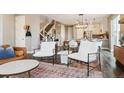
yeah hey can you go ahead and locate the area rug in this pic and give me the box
[11,62,103,78]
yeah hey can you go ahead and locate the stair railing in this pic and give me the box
[40,20,55,41]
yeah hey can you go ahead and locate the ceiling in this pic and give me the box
[43,14,110,25]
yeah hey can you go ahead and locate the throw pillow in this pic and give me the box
[1,44,10,48]
[4,47,15,58]
[0,47,5,59]
[15,50,24,57]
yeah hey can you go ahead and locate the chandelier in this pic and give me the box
[75,14,88,30]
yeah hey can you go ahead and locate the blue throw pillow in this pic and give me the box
[4,47,15,58]
[0,47,5,59]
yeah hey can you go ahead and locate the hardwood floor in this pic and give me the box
[102,51,124,78]
[28,50,124,78]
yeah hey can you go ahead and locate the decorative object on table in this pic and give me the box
[24,25,32,37]
[119,35,124,47]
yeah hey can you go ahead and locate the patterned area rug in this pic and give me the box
[11,62,103,78]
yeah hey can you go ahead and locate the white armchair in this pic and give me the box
[68,40,102,77]
[33,42,57,65]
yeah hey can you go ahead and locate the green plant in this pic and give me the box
[119,35,124,45]
[63,44,69,50]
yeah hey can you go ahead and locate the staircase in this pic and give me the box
[40,20,55,41]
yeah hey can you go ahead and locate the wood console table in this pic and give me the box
[114,45,124,66]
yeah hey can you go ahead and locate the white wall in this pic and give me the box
[73,26,76,39]
[0,15,3,45]
[2,15,15,46]
[120,15,124,35]
[60,24,65,45]
[101,17,109,32]
[64,26,73,40]
[15,16,26,47]
[108,14,121,51]
[76,29,83,39]
[88,24,101,34]
[0,14,15,46]
[67,26,73,40]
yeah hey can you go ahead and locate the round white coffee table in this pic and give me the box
[0,59,39,78]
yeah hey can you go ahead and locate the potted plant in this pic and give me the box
[119,35,124,47]
[24,25,32,37]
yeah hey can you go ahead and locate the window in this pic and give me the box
[111,15,120,52]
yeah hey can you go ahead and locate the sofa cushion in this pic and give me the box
[15,50,24,57]
[0,47,16,59]
[4,47,15,59]
[0,47,5,59]
[1,44,10,48]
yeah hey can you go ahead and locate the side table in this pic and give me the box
[58,50,72,64]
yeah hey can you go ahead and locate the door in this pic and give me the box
[15,16,26,47]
